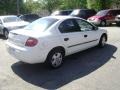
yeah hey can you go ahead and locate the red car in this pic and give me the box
[87,9,120,26]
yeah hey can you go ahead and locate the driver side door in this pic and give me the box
[75,19,100,49]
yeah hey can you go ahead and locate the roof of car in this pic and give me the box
[44,16,79,20]
[55,10,73,12]
[73,9,95,11]
[0,15,17,19]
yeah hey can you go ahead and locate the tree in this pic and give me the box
[87,0,112,11]
[111,0,120,8]
[40,0,61,14]
[0,0,25,15]
[60,0,87,9]
[24,0,41,14]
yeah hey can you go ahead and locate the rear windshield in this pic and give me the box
[70,10,80,15]
[24,17,58,31]
[3,16,22,23]
[96,10,109,16]
[70,10,87,16]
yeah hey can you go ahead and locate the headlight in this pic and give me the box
[94,18,100,22]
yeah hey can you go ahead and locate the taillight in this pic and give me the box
[25,37,38,47]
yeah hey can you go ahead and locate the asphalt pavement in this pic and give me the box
[0,26,120,90]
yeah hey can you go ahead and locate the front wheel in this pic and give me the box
[100,21,106,26]
[98,35,107,48]
[4,30,9,39]
[47,49,64,68]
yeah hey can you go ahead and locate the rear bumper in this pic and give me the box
[6,41,47,64]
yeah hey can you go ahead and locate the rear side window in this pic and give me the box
[111,10,120,16]
[61,11,68,15]
[59,19,80,33]
[87,10,96,16]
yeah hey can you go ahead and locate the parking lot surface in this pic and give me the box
[0,26,120,90]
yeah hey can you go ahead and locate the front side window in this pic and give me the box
[25,17,58,32]
[59,19,80,33]
[76,19,93,31]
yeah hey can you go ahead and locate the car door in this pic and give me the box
[75,19,100,49]
[106,11,115,23]
[59,19,87,55]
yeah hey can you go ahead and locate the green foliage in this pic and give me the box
[39,0,61,14]
[87,0,113,11]
[60,0,87,9]
[0,0,27,15]
[0,0,120,15]
[24,0,41,14]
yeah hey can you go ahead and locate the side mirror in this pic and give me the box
[93,26,98,30]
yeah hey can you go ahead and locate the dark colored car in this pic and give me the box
[70,9,96,19]
[19,14,40,22]
[88,9,120,26]
[51,10,73,16]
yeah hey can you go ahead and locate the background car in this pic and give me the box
[51,10,73,16]
[115,15,120,26]
[6,16,107,68]
[0,15,29,39]
[70,9,96,19]
[19,14,40,22]
[87,9,120,26]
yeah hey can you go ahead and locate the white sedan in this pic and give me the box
[6,16,107,68]
[0,15,29,39]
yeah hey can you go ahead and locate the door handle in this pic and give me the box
[64,38,69,41]
[84,35,88,38]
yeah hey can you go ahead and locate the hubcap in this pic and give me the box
[51,52,63,67]
[101,21,105,26]
[5,31,8,38]
[102,37,106,46]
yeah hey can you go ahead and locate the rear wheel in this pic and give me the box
[46,49,64,68]
[116,22,120,26]
[98,35,107,48]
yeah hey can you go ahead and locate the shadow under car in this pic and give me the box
[11,44,117,89]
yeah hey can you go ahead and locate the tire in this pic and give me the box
[98,35,107,48]
[100,20,106,26]
[4,29,9,39]
[46,49,64,68]
[116,22,120,26]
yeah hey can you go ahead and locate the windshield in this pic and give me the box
[96,10,109,16]
[70,10,80,15]
[24,17,58,31]
[3,16,22,23]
